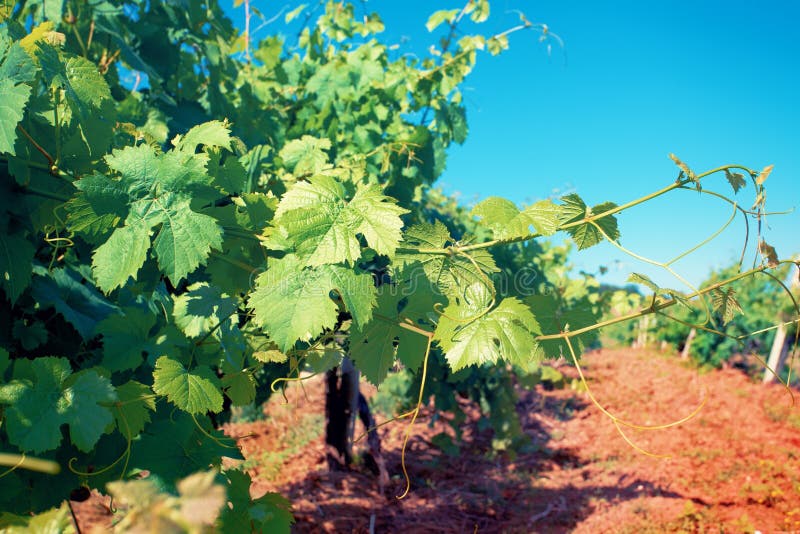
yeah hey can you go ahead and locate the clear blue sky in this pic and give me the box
[225,1,799,289]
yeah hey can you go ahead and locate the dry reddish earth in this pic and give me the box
[228,348,800,533]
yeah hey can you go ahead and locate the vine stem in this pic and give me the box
[396,324,434,500]
[396,164,757,257]
[17,124,55,169]
[0,453,60,475]
[53,87,61,166]
[534,262,786,342]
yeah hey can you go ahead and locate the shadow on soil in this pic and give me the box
[274,386,689,533]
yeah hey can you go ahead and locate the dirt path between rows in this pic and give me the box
[228,348,800,533]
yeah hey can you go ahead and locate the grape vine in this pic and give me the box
[0,0,796,530]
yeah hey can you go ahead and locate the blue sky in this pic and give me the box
[226,1,799,289]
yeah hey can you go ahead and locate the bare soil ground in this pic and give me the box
[226,348,800,533]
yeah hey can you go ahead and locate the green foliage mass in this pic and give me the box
[0,0,786,528]
[600,262,798,370]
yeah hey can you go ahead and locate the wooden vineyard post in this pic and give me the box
[763,264,800,384]
[681,328,697,360]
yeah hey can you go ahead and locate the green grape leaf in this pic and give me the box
[232,193,278,231]
[472,197,561,239]
[304,348,343,374]
[253,350,288,363]
[114,381,156,440]
[95,307,157,372]
[426,9,459,32]
[711,287,743,325]
[173,282,238,339]
[0,79,31,154]
[130,412,241,485]
[0,348,10,379]
[724,169,746,194]
[207,149,248,194]
[151,197,224,284]
[31,266,119,339]
[349,267,440,384]
[92,221,151,292]
[220,470,295,534]
[525,199,561,236]
[348,296,403,385]
[274,175,408,266]
[471,197,533,240]
[527,294,598,359]
[36,44,113,120]
[152,356,224,415]
[63,370,118,451]
[64,55,113,112]
[434,284,541,371]
[249,492,295,534]
[174,120,232,153]
[0,232,35,303]
[0,358,116,453]
[91,144,224,290]
[487,34,509,55]
[627,273,691,307]
[222,371,257,405]
[559,195,619,249]
[396,221,499,297]
[65,173,130,243]
[469,0,490,22]
[285,4,307,23]
[278,135,331,175]
[12,320,48,350]
[435,102,468,144]
[0,43,37,85]
[248,256,375,352]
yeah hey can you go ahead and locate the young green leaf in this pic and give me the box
[95,307,157,372]
[471,197,532,240]
[152,356,224,415]
[559,195,619,250]
[724,169,746,194]
[248,255,376,352]
[349,269,441,384]
[92,222,151,292]
[0,79,31,154]
[434,284,541,371]
[0,358,116,453]
[0,232,35,303]
[173,120,232,153]
[396,221,499,297]
[711,287,743,325]
[527,294,598,359]
[173,282,238,339]
[113,381,156,440]
[627,272,659,293]
[274,175,408,266]
[31,266,119,339]
[222,371,257,405]
[425,9,460,32]
[278,135,332,175]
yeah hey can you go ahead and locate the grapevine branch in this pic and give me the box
[395,164,759,257]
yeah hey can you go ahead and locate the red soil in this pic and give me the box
[229,348,800,533]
